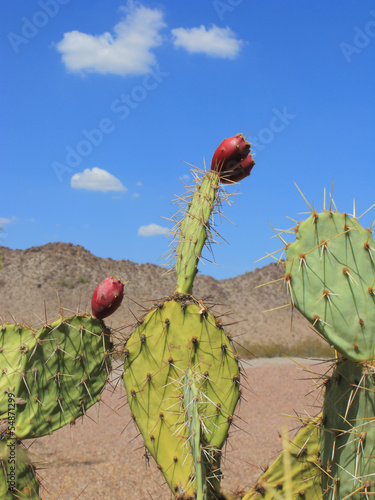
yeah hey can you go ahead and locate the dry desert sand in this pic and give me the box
[27,357,331,500]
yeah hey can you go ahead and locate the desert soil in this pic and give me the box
[27,357,331,500]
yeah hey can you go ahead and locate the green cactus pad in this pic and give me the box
[285,211,375,361]
[0,436,40,499]
[0,315,112,439]
[123,296,240,498]
[243,416,322,499]
[174,170,220,295]
[321,359,375,499]
[0,325,37,420]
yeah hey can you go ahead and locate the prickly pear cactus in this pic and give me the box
[282,198,375,499]
[124,135,255,499]
[0,314,112,439]
[123,296,240,498]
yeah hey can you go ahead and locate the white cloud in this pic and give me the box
[138,223,169,237]
[0,216,17,225]
[71,167,127,192]
[56,2,166,76]
[171,25,243,59]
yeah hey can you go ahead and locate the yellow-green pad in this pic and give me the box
[0,325,36,419]
[0,315,111,439]
[175,170,220,295]
[0,436,40,499]
[243,417,322,499]
[123,297,240,497]
[285,211,375,362]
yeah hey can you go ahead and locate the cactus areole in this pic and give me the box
[91,277,124,319]
[210,133,255,184]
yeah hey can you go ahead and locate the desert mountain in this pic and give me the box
[0,242,329,356]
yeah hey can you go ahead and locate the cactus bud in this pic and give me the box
[211,133,255,183]
[91,277,124,319]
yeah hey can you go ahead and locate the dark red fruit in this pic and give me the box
[210,133,255,184]
[91,277,124,320]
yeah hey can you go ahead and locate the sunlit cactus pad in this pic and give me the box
[321,359,375,499]
[0,436,40,499]
[173,169,221,296]
[123,296,240,497]
[285,210,375,361]
[243,416,322,499]
[0,315,112,439]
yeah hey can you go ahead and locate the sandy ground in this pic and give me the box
[25,357,332,499]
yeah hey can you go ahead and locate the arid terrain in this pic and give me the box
[0,243,333,498]
[0,242,331,357]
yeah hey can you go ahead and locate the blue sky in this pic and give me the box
[1,1,375,280]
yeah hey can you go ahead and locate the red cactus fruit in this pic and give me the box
[91,277,124,320]
[211,133,255,183]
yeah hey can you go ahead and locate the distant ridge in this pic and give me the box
[0,242,328,355]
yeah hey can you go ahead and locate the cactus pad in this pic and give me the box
[174,170,221,295]
[123,296,240,498]
[0,315,112,439]
[285,210,375,362]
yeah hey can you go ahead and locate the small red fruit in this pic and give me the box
[91,277,124,320]
[211,133,255,184]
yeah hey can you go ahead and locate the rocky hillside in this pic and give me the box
[0,242,330,356]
